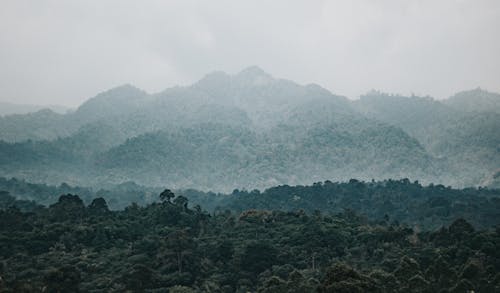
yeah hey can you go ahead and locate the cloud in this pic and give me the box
[0,0,499,106]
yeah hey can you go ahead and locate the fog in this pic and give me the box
[1,0,499,106]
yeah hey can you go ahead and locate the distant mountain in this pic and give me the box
[0,67,498,190]
[188,66,352,127]
[444,88,500,114]
[353,91,454,134]
[0,102,70,116]
[0,67,352,143]
[0,109,71,142]
[70,84,149,125]
[354,91,500,186]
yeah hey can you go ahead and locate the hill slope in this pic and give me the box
[0,67,498,189]
[354,91,500,186]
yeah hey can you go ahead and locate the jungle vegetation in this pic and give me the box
[1,180,499,292]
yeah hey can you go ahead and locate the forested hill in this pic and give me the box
[1,186,499,292]
[0,68,499,190]
[1,177,499,230]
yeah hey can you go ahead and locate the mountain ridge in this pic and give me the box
[0,67,498,190]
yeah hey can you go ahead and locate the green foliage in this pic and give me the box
[160,188,175,203]
[2,177,499,231]
[318,263,379,292]
[241,241,278,275]
[0,177,161,209]
[0,186,498,292]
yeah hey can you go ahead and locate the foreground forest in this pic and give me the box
[1,180,500,292]
[2,177,499,229]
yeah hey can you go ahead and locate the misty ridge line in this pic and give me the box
[1,66,497,114]
[0,66,499,192]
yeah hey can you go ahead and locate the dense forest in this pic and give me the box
[0,69,499,292]
[2,177,500,230]
[1,179,500,292]
[2,1,500,291]
[1,68,499,191]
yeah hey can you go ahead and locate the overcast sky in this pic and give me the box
[1,0,499,107]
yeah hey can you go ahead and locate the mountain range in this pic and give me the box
[0,67,498,191]
[0,101,70,116]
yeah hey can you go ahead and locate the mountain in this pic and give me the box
[188,66,352,127]
[0,67,351,142]
[353,91,454,135]
[0,109,71,142]
[0,101,70,116]
[444,88,500,114]
[70,84,149,125]
[0,67,498,190]
[354,91,500,186]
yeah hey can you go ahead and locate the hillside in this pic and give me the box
[354,91,500,186]
[0,102,70,116]
[0,67,498,189]
[444,88,500,114]
[98,122,435,190]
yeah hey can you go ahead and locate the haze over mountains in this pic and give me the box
[0,67,498,191]
[0,102,70,116]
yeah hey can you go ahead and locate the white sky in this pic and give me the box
[1,0,499,107]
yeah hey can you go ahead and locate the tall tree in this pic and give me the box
[160,189,175,203]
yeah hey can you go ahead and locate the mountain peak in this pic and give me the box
[86,84,146,102]
[234,66,274,86]
[236,66,272,78]
[104,84,145,95]
[74,84,148,121]
[445,87,500,113]
[193,66,274,89]
[193,71,231,90]
[451,87,495,98]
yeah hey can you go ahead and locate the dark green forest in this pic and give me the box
[2,177,499,229]
[1,179,500,292]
